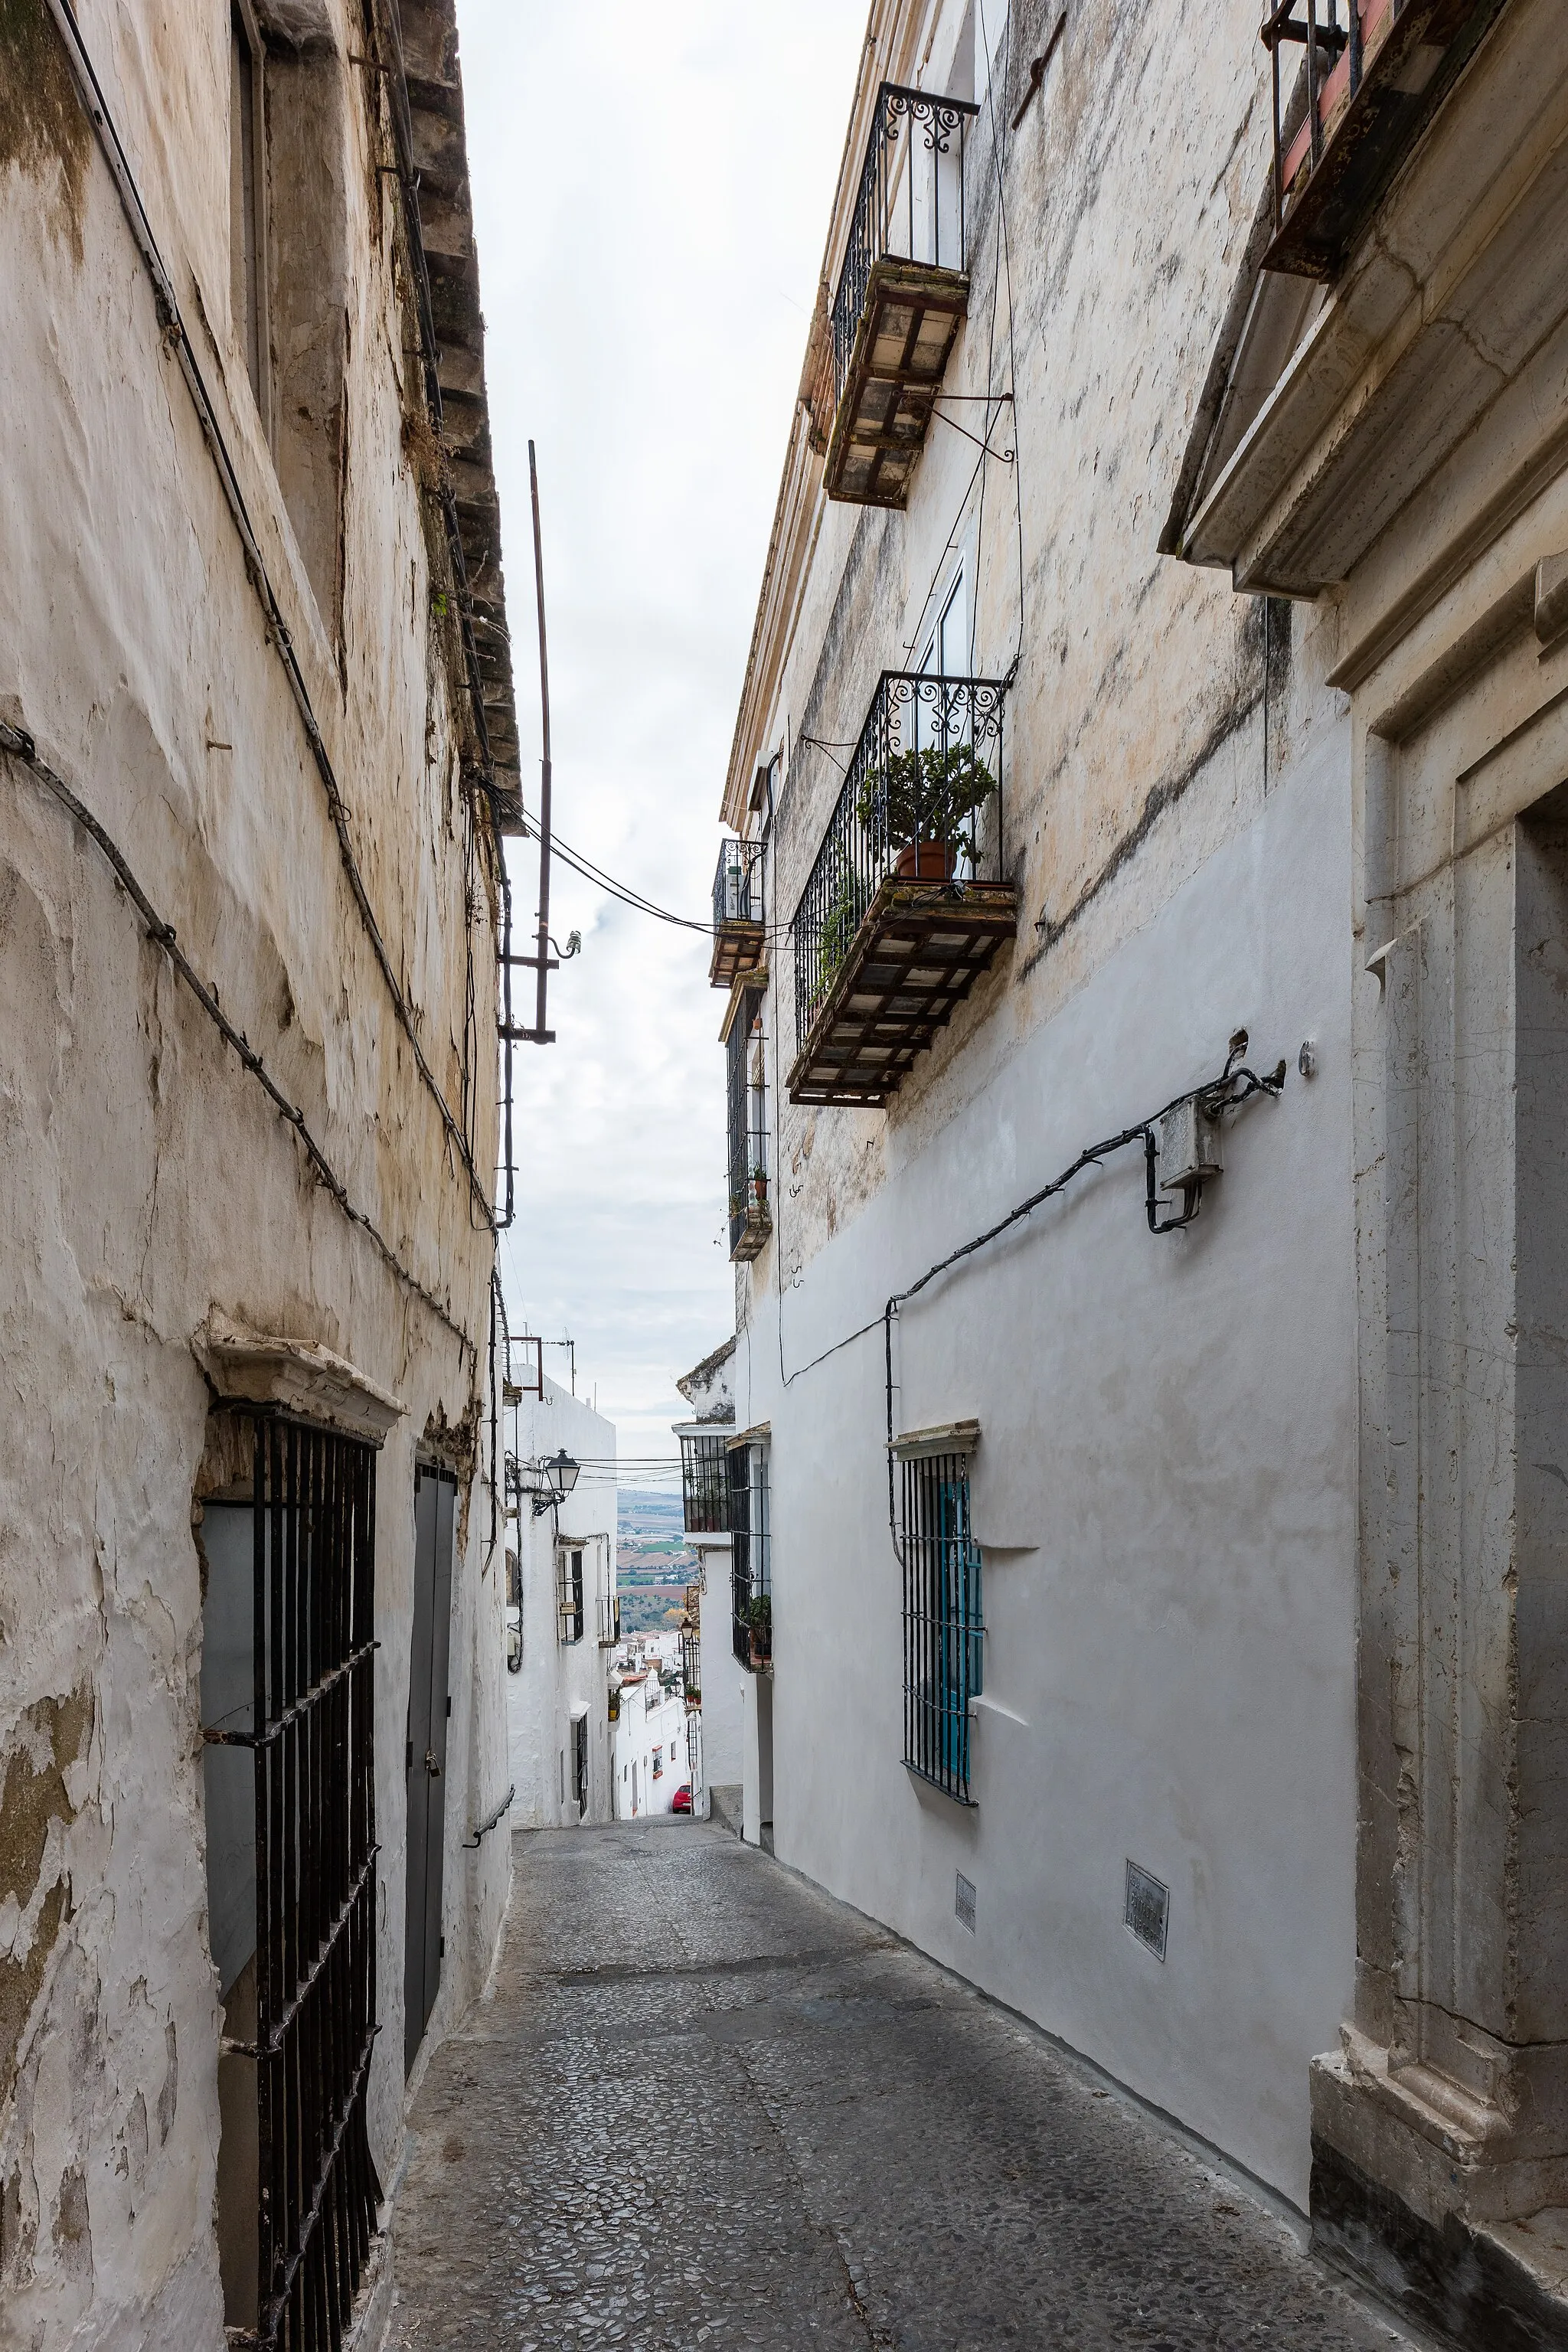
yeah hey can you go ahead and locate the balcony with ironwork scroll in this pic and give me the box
[1262,0,1510,279]
[824,82,981,506]
[710,838,766,989]
[788,671,1014,1106]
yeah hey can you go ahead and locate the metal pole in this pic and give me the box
[529,439,554,1046]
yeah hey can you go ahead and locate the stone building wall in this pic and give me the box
[0,1,517,2340]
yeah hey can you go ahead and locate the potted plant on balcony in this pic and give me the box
[857,740,995,880]
[750,1167,769,1213]
[746,1592,773,1669]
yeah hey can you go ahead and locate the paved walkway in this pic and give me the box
[385,1821,1411,2351]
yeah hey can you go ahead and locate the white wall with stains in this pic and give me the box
[0,1,512,2341]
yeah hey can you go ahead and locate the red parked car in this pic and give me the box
[671,1783,692,1815]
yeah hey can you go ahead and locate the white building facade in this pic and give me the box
[610,1663,692,1821]
[673,1339,747,1829]
[505,1370,619,1828]
[710,2,1568,2344]
[0,2,525,2343]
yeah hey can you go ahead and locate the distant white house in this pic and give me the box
[672,1338,756,1834]
[611,1657,691,1819]
[505,1367,618,1827]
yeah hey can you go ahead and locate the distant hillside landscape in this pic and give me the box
[617,1487,697,1635]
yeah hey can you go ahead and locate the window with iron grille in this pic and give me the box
[199,1410,380,2350]
[679,1429,730,1534]
[729,1442,771,1668]
[899,1446,984,1805]
[572,1715,588,1818]
[727,985,771,1259]
[556,1543,585,1644]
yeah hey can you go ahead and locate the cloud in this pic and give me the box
[462,0,864,1459]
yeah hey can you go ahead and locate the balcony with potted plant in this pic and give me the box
[787,669,1014,1106]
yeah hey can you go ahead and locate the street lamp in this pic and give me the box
[531,1448,580,1518]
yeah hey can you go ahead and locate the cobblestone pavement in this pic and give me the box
[385,1821,1412,2352]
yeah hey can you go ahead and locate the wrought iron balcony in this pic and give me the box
[1263,0,1509,279]
[824,83,981,506]
[710,838,766,989]
[788,671,1015,1106]
[679,1429,730,1537]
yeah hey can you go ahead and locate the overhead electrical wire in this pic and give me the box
[38,0,501,1239]
[0,718,477,1365]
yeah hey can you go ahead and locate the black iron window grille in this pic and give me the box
[831,83,980,411]
[899,1447,984,1805]
[556,1543,585,1645]
[679,1429,731,1535]
[730,1443,772,1670]
[713,837,765,930]
[792,671,1007,1047]
[727,985,772,1261]
[572,1715,588,1818]
[199,1410,381,2350]
[681,1618,701,1703]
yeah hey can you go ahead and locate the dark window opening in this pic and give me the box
[900,1447,984,1805]
[572,1714,588,1818]
[405,1465,455,2075]
[730,1442,771,1669]
[727,985,771,1259]
[679,1429,730,1534]
[199,1410,381,2350]
[557,1544,585,1645]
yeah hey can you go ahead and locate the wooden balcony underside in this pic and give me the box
[787,879,1017,1106]
[709,920,766,991]
[824,257,969,508]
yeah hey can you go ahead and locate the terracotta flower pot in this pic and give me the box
[895,839,957,882]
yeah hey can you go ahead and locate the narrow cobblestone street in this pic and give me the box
[384,1823,1413,2350]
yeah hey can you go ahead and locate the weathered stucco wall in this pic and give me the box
[723,0,1361,2207]
[0,2,511,2341]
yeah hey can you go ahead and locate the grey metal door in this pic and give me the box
[404,1465,455,2074]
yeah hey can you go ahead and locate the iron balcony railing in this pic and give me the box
[1263,0,1360,227]
[831,83,981,412]
[680,1429,731,1536]
[714,837,765,931]
[792,669,1007,1047]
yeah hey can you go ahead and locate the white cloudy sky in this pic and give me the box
[459,2,867,1465]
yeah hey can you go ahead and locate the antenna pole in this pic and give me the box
[529,439,555,1044]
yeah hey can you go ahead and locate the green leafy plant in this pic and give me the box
[746,1592,773,1653]
[854,740,995,853]
[816,866,869,1002]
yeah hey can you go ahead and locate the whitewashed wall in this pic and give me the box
[0,1,510,2337]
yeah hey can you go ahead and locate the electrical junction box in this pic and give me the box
[1158,1096,1223,1194]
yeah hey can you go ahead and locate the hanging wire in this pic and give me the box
[0,718,477,1364]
